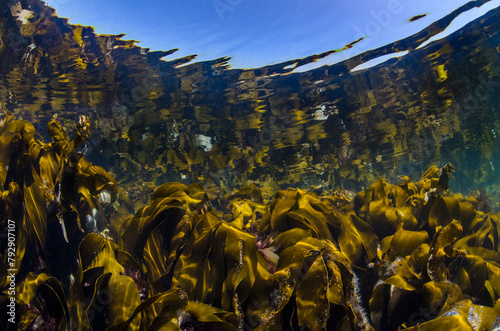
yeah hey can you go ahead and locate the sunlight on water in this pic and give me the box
[350,51,409,72]
[418,0,500,49]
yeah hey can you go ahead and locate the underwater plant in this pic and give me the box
[1,114,500,330]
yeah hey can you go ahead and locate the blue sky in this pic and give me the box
[43,0,499,70]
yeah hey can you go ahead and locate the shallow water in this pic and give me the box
[1,0,500,330]
[1,0,499,205]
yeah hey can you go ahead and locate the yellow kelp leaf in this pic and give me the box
[106,288,188,331]
[152,182,189,200]
[260,252,309,328]
[377,257,418,292]
[221,223,269,312]
[16,272,50,304]
[228,198,254,229]
[1,182,26,275]
[120,197,185,258]
[370,278,421,330]
[419,165,441,191]
[370,259,420,327]
[171,219,219,302]
[228,183,263,203]
[164,213,195,277]
[449,255,491,303]
[428,196,459,229]
[38,146,63,194]
[84,164,118,197]
[368,284,386,329]
[486,262,500,300]
[0,120,35,187]
[170,212,269,319]
[325,258,345,306]
[287,207,334,241]
[16,273,69,330]
[295,189,334,235]
[397,175,418,193]
[338,219,365,265]
[385,274,416,291]
[276,237,325,272]
[422,281,463,316]
[353,177,404,237]
[183,301,240,330]
[389,183,410,208]
[206,222,230,307]
[86,272,141,330]
[389,229,429,258]
[47,114,89,154]
[82,238,121,275]
[261,191,328,242]
[295,252,329,331]
[142,230,168,294]
[452,266,472,294]
[73,234,142,329]
[408,243,430,275]
[418,163,455,195]
[115,249,149,299]
[0,181,22,219]
[427,220,463,282]
[268,240,319,290]
[262,237,356,329]
[435,299,500,330]
[260,189,298,233]
[24,145,49,252]
[115,249,143,273]
[464,254,500,303]
[457,201,477,233]
[367,197,401,237]
[273,228,313,252]
[338,213,378,264]
[396,204,419,229]
[400,315,472,331]
[188,182,206,201]
[380,235,393,255]
[46,116,69,150]
[455,215,499,258]
[353,179,379,213]
[78,233,108,270]
[366,178,393,202]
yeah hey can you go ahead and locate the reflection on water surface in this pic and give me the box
[0,0,500,330]
[0,0,498,203]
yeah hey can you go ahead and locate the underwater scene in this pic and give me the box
[1,0,500,330]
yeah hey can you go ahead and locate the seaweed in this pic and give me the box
[1,115,500,330]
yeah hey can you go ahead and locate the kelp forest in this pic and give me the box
[1,0,500,330]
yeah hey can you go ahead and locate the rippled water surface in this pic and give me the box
[1,1,500,330]
[1,0,499,206]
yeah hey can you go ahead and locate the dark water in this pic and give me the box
[1,0,500,330]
